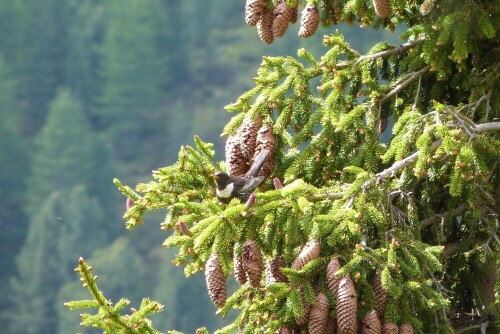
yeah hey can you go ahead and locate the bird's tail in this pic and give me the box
[246,150,269,177]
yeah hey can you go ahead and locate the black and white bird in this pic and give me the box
[212,150,269,203]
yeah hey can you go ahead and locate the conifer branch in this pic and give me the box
[354,39,425,66]
[379,67,430,104]
[420,203,467,228]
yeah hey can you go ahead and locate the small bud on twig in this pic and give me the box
[273,177,283,189]
[126,197,134,210]
[178,221,192,236]
[245,193,256,209]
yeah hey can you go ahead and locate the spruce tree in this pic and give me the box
[68,1,499,333]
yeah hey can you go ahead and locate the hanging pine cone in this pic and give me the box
[325,317,337,334]
[298,5,319,38]
[289,5,299,24]
[336,275,358,334]
[373,271,388,318]
[308,292,329,334]
[295,287,311,326]
[291,239,321,270]
[241,239,264,287]
[257,6,275,44]
[253,123,276,177]
[273,0,292,38]
[245,0,266,26]
[399,323,413,334]
[362,310,382,334]
[372,0,391,19]
[225,116,262,176]
[233,242,247,285]
[265,257,288,285]
[326,257,342,296]
[205,253,227,308]
[381,322,398,334]
[419,0,435,15]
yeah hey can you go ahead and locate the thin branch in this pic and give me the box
[379,67,430,104]
[420,203,468,228]
[454,320,490,334]
[473,122,500,133]
[354,39,425,66]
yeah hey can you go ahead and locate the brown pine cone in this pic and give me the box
[296,287,311,326]
[289,5,299,24]
[326,257,342,297]
[205,253,227,308]
[241,239,264,287]
[291,239,321,270]
[225,116,262,176]
[257,6,275,44]
[245,0,266,26]
[265,257,288,285]
[381,322,398,334]
[373,271,388,318]
[233,243,247,285]
[362,310,382,334]
[273,0,291,38]
[336,275,358,334]
[325,317,337,334]
[252,123,276,177]
[399,323,413,334]
[298,5,320,38]
[372,0,391,19]
[308,292,329,334]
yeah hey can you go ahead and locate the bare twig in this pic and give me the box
[420,203,468,228]
[454,319,489,334]
[379,67,430,104]
[354,39,425,66]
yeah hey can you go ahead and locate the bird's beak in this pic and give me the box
[210,174,219,179]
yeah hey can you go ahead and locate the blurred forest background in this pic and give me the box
[0,0,398,333]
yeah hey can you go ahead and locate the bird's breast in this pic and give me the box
[216,183,234,198]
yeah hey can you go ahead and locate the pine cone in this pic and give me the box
[225,116,262,176]
[308,292,329,334]
[257,6,275,44]
[399,323,413,334]
[381,322,398,334]
[273,0,291,38]
[289,5,299,24]
[325,317,337,334]
[253,123,276,177]
[420,0,435,15]
[362,310,382,334]
[372,0,391,19]
[241,239,264,287]
[373,271,388,318]
[265,257,288,285]
[296,287,311,326]
[298,5,319,38]
[276,327,293,334]
[245,0,266,26]
[291,239,321,270]
[336,275,358,334]
[234,243,247,285]
[326,257,342,296]
[205,253,227,308]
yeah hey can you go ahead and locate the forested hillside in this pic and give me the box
[0,1,396,333]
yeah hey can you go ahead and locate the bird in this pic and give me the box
[212,150,270,203]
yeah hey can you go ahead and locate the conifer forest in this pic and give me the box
[1,0,499,333]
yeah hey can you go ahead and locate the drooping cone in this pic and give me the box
[326,257,342,296]
[276,327,293,334]
[298,5,320,38]
[273,0,292,38]
[289,5,299,23]
[336,275,358,334]
[245,0,266,26]
[205,253,227,308]
[291,239,321,270]
[233,243,247,285]
[308,292,329,334]
[296,288,311,326]
[399,323,413,334]
[257,6,275,44]
[241,239,264,287]
[373,271,388,318]
[372,0,391,19]
[252,124,276,177]
[362,310,382,334]
[381,322,398,334]
[225,116,262,176]
[325,317,337,334]
[265,257,288,285]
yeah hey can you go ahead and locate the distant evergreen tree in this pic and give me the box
[96,0,168,171]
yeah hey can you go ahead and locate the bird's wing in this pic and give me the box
[236,176,265,196]
[245,150,269,177]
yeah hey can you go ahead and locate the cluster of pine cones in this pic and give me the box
[245,0,392,44]
[225,115,276,177]
[205,238,415,333]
